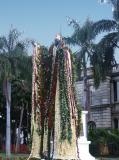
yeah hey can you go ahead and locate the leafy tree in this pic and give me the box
[0,28,32,158]
[11,79,32,153]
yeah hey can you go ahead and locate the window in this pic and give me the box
[90,86,95,105]
[113,81,117,102]
[88,121,96,131]
[114,118,118,129]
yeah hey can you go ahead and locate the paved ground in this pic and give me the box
[96,158,119,160]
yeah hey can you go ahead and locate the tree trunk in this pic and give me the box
[5,80,11,159]
[83,53,90,138]
[15,107,24,153]
[26,103,29,144]
[83,54,89,111]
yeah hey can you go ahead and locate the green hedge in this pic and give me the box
[88,128,119,144]
[88,128,119,157]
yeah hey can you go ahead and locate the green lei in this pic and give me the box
[57,48,72,143]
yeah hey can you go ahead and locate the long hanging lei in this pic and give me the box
[57,47,81,143]
[32,44,81,146]
[57,48,72,142]
[35,46,52,134]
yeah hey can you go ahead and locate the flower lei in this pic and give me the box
[57,48,72,142]
[31,44,81,149]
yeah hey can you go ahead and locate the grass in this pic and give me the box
[0,153,29,160]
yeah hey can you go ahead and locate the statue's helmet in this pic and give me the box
[54,33,62,47]
[55,33,62,41]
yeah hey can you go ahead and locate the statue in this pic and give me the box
[28,35,81,160]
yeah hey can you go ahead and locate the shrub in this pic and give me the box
[88,128,119,144]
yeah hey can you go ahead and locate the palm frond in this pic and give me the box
[0,37,8,53]
[7,28,21,53]
[113,9,119,21]
[67,17,80,30]
[111,0,119,11]
[93,20,117,36]
[13,55,32,82]
[111,0,117,6]
[98,31,118,47]
[0,28,32,85]
[65,19,96,46]
[63,37,76,45]
[91,38,116,87]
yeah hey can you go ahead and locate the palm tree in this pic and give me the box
[64,19,99,114]
[0,28,32,158]
[89,0,119,86]
[64,15,119,112]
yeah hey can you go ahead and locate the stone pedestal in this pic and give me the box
[78,111,95,160]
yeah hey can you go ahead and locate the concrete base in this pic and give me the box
[78,137,95,160]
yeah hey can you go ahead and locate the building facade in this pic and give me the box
[75,65,119,129]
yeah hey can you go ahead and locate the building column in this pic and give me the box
[117,81,119,101]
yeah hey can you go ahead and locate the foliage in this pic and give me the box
[11,79,32,125]
[0,28,32,157]
[91,42,116,87]
[110,0,119,21]
[65,15,119,88]
[64,19,97,114]
[65,19,95,45]
[0,27,32,118]
[91,0,119,86]
[88,128,119,144]
[71,53,80,82]
[64,19,97,90]
[93,19,117,35]
[0,28,31,82]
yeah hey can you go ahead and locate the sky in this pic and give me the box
[0,0,116,54]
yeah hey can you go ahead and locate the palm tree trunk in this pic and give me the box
[83,53,91,122]
[5,80,11,159]
[15,107,24,153]
[83,54,88,111]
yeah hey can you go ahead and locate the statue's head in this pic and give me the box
[54,33,63,48]
[55,33,62,41]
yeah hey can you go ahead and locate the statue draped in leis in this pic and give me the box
[28,34,81,160]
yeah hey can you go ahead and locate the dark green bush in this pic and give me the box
[88,128,119,144]
[88,128,119,156]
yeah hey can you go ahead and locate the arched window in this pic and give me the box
[114,118,118,129]
[88,121,96,131]
[90,86,95,106]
